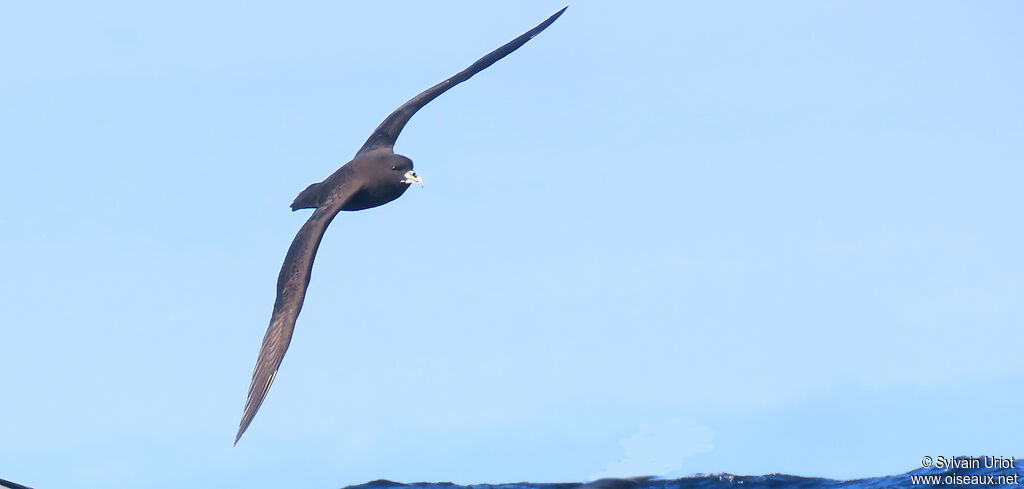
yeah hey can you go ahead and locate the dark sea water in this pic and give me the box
[344,457,1023,489]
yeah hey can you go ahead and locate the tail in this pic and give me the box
[290,182,324,210]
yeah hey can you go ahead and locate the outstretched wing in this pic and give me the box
[355,6,566,156]
[0,476,36,489]
[235,193,356,445]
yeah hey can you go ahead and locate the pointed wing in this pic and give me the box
[0,476,36,489]
[235,195,354,444]
[355,7,566,156]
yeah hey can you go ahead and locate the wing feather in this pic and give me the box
[355,7,566,156]
[235,198,351,444]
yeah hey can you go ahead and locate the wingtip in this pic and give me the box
[235,416,252,445]
[235,413,252,446]
[529,6,568,39]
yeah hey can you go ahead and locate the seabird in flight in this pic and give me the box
[236,7,566,444]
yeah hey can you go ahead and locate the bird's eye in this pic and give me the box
[391,165,398,171]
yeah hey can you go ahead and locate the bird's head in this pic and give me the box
[389,155,423,187]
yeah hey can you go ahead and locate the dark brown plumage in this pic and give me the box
[236,7,566,445]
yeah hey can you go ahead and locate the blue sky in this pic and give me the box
[2,1,1022,488]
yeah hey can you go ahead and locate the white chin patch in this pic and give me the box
[401,170,423,187]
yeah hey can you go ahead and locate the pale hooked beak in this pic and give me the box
[402,170,423,187]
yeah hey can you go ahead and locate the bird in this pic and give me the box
[235,7,566,445]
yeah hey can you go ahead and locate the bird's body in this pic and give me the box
[235,7,566,444]
[290,148,415,212]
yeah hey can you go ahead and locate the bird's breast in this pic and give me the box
[340,182,410,211]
